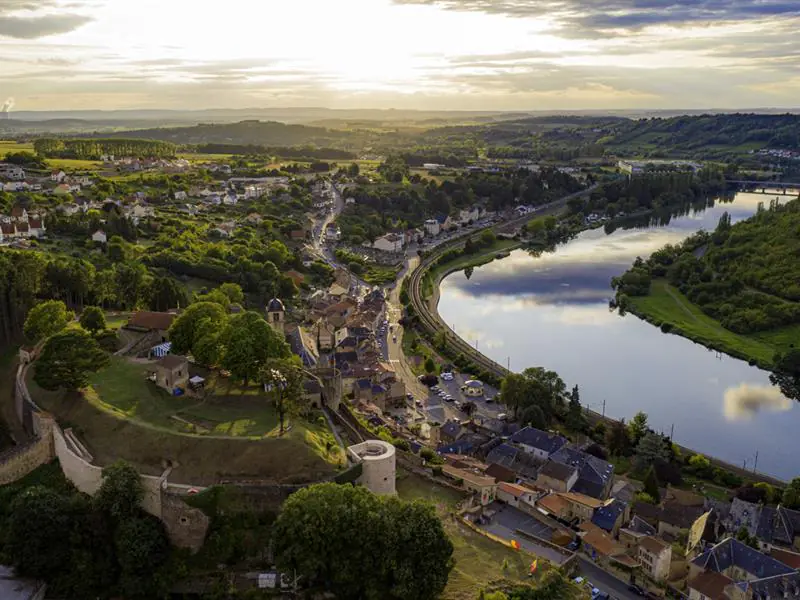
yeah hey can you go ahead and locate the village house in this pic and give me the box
[689,538,800,600]
[152,355,189,393]
[511,426,567,461]
[325,223,341,242]
[424,218,440,236]
[579,522,637,569]
[441,463,496,506]
[497,482,538,508]
[28,217,45,238]
[125,311,177,343]
[174,190,187,201]
[638,535,672,581]
[312,318,336,351]
[10,205,28,222]
[549,446,614,499]
[50,170,66,182]
[0,163,25,180]
[591,499,629,536]
[91,230,107,244]
[372,232,405,253]
[536,460,579,493]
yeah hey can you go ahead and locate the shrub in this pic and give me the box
[420,448,437,462]
[393,439,411,452]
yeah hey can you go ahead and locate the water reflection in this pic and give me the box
[438,192,795,479]
[723,384,792,421]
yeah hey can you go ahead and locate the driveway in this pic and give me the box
[577,557,641,600]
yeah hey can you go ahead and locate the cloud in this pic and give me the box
[393,0,800,31]
[723,383,792,421]
[0,0,92,39]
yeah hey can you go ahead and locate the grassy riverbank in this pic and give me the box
[628,279,800,369]
[425,239,520,295]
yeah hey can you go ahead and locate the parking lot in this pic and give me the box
[423,371,503,423]
[479,503,568,565]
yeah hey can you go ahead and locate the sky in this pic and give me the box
[1,0,799,111]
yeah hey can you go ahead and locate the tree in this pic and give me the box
[462,401,478,417]
[94,460,143,519]
[627,411,649,445]
[114,515,173,599]
[260,357,306,435]
[754,482,777,505]
[79,306,106,335]
[424,357,436,374]
[687,454,713,479]
[635,432,671,472]
[566,384,585,432]
[148,276,187,312]
[782,478,800,510]
[34,329,109,391]
[273,483,453,600]
[643,466,661,503]
[605,421,631,457]
[23,299,73,343]
[218,282,244,305]
[220,311,290,384]
[168,301,227,357]
[6,487,75,579]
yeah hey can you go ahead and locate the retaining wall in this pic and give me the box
[0,412,54,485]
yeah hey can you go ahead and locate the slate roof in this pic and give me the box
[627,515,657,536]
[511,426,567,455]
[440,421,463,440]
[632,501,662,524]
[551,446,613,499]
[370,384,386,394]
[485,443,518,468]
[437,440,474,455]
[267,298,285,312]
[592,499,627,533]
[660,500,705,530]
[356,378,371,390]
[693,538,794,580]
[538,460,578,483]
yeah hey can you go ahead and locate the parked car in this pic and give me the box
[627,584,646,597]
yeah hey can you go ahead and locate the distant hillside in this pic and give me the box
[103,120,356,148]
[602,113,800,157]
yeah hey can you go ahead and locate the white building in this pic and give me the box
[347,440,396,495]
[461,380,484,397]
[372,233,405,253]
[50,170,66,182]
[325,224,341,242]
[0,164,25,180]
[424,219,440,237]
[174,191,187,201]
[91,230,107,244]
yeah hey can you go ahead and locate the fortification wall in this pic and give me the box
[0,413,55,485]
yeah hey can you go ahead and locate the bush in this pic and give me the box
[95,329,120,352]
[393,439,411,452]
[420,448,437,462]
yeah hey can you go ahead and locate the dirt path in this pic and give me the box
[664,284,698,322]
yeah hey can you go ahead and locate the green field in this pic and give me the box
[0,140,34,157]
[629,279,799,368]
[396,470,539,600]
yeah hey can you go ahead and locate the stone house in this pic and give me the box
[497,482,538,508]
[536,460,578,492]
[152,355,189,393]
[441,463,496,505]
[126,311,177,343]
[638,535,672,581]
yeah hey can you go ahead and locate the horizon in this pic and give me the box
[1,0,799,112]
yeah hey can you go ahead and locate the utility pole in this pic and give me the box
[601,399,606,418]
[753,450,759,473]
[507,356,510,372]
[670,423,674,440]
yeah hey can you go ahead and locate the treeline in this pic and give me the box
[339,165,583,244]
[613,198,800,334]
[33,138,177,159]
[571,168,727,218]
[193,143,356,160]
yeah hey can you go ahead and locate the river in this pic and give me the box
[438,192,797,480]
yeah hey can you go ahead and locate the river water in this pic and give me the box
[438,192,797,480]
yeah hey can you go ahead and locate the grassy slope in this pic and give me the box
[396,470,538,600]
[629,279,800,368]
[26,360,344,485]
[429,239,520,284]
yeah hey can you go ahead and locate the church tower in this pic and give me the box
[266,298,285,335]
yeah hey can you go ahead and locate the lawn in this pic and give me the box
[363,264,400,286]
[628,279,798,368]
[85,357,281,437]
[396,470,537,600]
[26,360,345,485]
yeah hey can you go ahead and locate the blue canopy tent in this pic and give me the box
[150,341,172,358]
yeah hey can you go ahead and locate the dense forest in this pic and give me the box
[337,166,583,244]
[613,198,800,335]
[193,143,355,160]
[33,138,177,159]
[569,167,728,218]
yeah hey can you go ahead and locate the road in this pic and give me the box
[577,557,640,600]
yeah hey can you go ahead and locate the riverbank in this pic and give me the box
[627,279,800,371]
